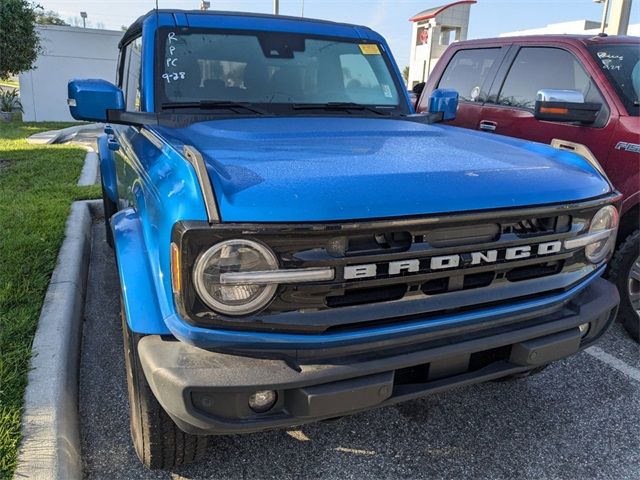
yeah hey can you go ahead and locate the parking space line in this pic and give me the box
[585,346,640,383]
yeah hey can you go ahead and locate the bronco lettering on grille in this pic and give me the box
[343,241,562,280]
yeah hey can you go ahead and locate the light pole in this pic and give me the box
[80,11,87,28]
[273,0,279,15]
[594,0,611,33]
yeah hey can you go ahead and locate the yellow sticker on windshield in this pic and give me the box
[359,44,381,55]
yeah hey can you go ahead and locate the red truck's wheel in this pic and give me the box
[121,306,208,469]
[610,230,640,342]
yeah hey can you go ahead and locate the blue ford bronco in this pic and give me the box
[68,10,621,469]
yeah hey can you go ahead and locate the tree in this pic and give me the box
[402,66,410,83]
[35,8,68,25]
[0,0,42,79]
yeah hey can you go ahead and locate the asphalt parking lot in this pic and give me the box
[80,220,640,480]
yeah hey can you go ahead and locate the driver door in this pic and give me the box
[478,45,616,165]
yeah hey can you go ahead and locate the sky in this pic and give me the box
[40,0,639,67]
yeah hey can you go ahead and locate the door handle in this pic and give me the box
[479,120,497,132]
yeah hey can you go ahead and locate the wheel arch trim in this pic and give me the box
[112,208,171,335]
[98,133,118,203]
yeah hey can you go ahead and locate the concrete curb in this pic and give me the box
[26,124,103,145]
[77,151,99,186]
[15,200,101,480]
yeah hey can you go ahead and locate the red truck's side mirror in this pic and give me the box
[411,82,426,108]
[534,89,601,124]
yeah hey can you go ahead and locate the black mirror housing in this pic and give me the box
[534,100,602,124]
[412,82,426,96]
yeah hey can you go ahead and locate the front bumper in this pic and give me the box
[139,277,618,436]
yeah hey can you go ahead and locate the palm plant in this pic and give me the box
[0,89,22,121]
[0,89,22,113]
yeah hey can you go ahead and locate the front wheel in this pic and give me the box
[609,230,640,342]
[121,306,208,469]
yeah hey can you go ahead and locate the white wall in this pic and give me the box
[19,25,123,122]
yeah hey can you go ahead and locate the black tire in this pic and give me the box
[102,183,117,248]
[121,307,208,469]
[609,230,640,342]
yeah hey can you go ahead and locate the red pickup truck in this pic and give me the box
[417,34,640,341]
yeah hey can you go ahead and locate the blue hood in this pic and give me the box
[155,117,611,223]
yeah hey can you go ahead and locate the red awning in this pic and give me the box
[409,0,476,22]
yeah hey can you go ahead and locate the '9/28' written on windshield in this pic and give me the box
[162,32,187,83]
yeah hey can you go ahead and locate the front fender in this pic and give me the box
[98,134,118,203]
[621,184,639,216]
[111,208,171,335]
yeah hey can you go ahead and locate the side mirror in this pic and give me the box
[428,88,458,121]
[412,82,426,97]
[534,89,601,124]
[67,79,124,122]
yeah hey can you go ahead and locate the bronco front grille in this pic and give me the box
[174,198,611,333]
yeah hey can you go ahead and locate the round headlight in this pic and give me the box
[193,239,278,316]
[585,205,619,264]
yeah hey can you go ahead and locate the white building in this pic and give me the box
[501,19,640,37]
[501,0,637,37]
[407,1,475,88]
[19,25,123,122]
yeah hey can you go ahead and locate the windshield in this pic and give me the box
[588,44,640,116]
[157,28,407,115]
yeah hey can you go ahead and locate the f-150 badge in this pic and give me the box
[615,142,640,154]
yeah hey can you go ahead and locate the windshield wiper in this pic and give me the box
[161,101,266,115]
[292,102,392,116]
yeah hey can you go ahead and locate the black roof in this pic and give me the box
[119,9,370,48]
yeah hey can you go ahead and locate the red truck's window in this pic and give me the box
[588,44,640,117]
[438,48,500,102]
[497,47,603,110]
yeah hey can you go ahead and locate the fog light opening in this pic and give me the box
[248,390,277,413]
[579,322,590,337]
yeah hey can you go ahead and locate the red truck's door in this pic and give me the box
[419,46,509,130]
[477,45,618,164]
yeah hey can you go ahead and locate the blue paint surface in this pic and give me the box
[154,117,610,223]
[68,79,124,122]
[429,89,459,121]
[86,10,614,348]
[97,134,118,203]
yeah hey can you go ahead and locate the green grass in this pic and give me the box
[0,120,100,479]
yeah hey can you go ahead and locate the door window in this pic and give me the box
[438,48,501,102]
[121,37,143,111]
[497,47,603,110]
